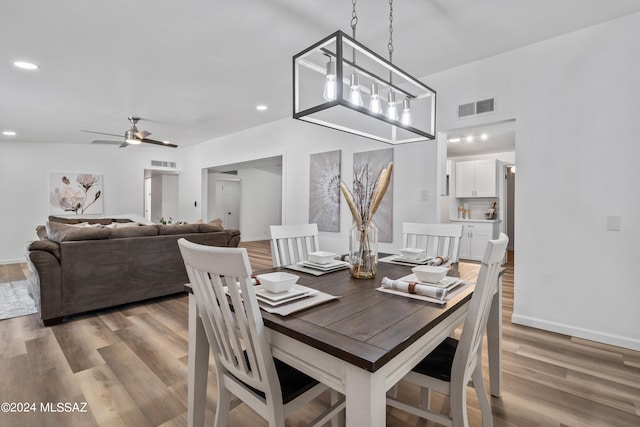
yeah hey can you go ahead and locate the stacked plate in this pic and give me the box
[392,255,433,265]
[299,259,349,272]
[254,284,316,306]
[402,275,463,290]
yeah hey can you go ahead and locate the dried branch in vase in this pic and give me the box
[340,161,393,227]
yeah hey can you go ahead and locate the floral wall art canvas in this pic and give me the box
[353,148,393,242]
[309,150,341,232]
[50,173,103,215]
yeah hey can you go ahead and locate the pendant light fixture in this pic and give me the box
[293,0,436,144]
[323,56,337,101]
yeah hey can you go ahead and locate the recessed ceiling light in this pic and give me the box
[256,105,268,111]
[2,130,16,136]
[13,61,39,70]
[448,137,461,143]
[466,135,474,143]
[480,133,488,140]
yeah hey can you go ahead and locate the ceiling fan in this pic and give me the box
[82,117,178,148]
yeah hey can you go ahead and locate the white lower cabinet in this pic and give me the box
[453,220,500,261]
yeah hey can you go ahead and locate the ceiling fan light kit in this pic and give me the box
[292,0,436,145]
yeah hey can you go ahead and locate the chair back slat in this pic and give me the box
[402,223,464,263]
[452,233,508,386]
[178,239,279,394]
[269,224,320,267]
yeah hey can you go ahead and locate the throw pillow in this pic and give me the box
[158,223,201,235]
[45,221,110,243]
[35,225,48,240]
[199,217,224,232]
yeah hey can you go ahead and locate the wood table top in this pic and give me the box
[258,261,473,372]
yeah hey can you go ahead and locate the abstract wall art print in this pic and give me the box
[49,172,103,215]
[309,150,341,232]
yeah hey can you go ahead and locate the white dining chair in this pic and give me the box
[387,233,509,427]
[269,223,320,267]
[402,223,464,264]
[178,239,344,427]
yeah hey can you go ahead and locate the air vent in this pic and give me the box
[151,160,177,168]
[458,102,475,117]
[457,98,495,118]
[476,98,495,114]
[222,170,238,175]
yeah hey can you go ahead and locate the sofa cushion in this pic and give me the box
[199,218,224,232]
[48,215,80,224]
[45,221,110,242]
[109,224,159,239]
[158,223,201,235]
[27,239,61,260]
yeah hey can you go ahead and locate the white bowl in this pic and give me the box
[256,272,299,294]
[399,248,426,259]
[411,266,448,284]
[308,251,336,265]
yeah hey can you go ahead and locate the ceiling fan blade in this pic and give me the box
[82,129,123,138]
[135,130,151,139]
[141,138,178,148]
[119,142,129,148]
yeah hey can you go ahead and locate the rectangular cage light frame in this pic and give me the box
[293,30,436,145]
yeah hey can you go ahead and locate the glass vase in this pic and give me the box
[348,222,378,279]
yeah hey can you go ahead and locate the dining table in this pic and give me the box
[186,258,504,427]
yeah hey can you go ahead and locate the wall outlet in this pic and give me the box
[606,215,621,231]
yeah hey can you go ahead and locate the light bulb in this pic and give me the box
[387,92,399,120]
[323,59,337,101]
[349,73,363,106]
[401,98,412,126]
[369,82,382,114]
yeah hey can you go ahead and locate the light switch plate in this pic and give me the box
[606,216,621,231]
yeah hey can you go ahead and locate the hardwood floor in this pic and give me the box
[1,242,639,426]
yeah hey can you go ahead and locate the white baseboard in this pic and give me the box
[0,258,25,266]
[511,313,640,351]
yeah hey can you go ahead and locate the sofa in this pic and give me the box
[25,216,241,325]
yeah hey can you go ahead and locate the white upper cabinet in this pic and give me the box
[455,159,497,198]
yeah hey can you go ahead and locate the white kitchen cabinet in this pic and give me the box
[452,220,500,261]
[455,159,497,198]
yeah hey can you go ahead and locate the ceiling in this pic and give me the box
[445,119,516,157]
[2,1,640,149]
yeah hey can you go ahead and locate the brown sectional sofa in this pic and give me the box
[25,216,240,325]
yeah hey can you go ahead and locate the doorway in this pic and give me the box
[442,119,516,254]
[504,164,516,250]
[214,178,241,230]
[144,169,179,223]
[204,156,282,241]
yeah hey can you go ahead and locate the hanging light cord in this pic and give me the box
[351,0,359,64]
[388,0,394,82]
[351,0,358,40]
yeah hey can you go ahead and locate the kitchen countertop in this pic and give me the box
[450,219,502,223]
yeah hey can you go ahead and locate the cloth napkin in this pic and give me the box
[427,255,449,266]
[381,277,448,301]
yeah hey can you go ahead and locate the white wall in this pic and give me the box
[179,118,440,256]
[428,13,640,350]
[0,141,180,263]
